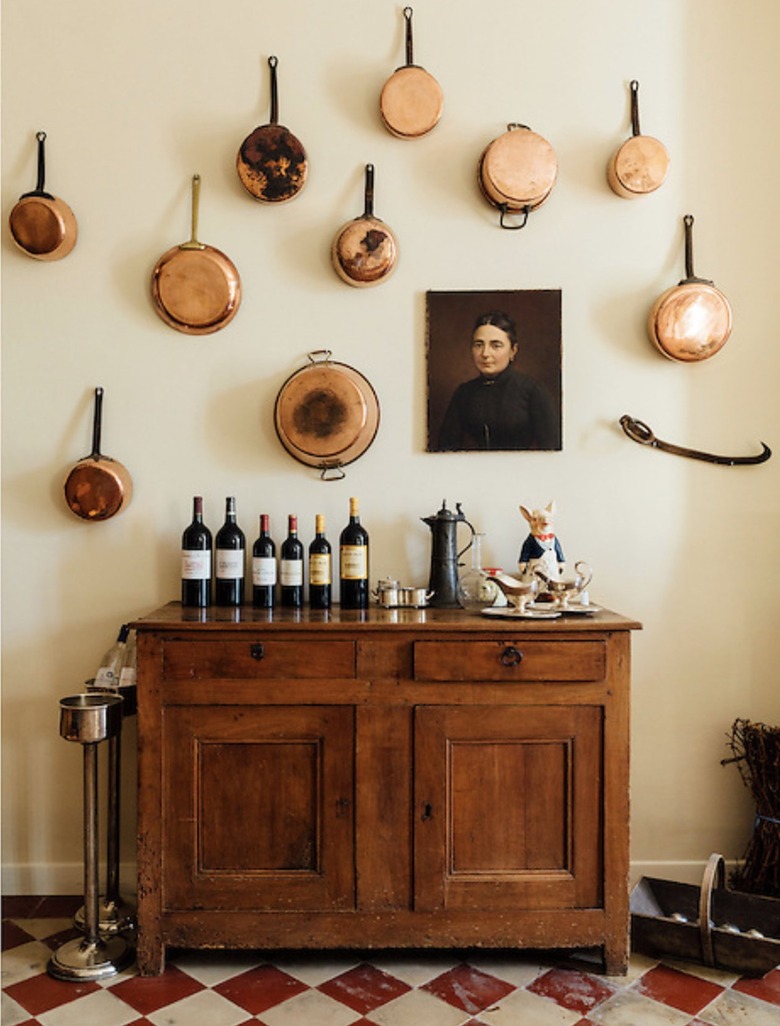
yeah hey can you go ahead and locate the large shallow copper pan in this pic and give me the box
[648,215,732,362]
[331,164,398,286]
[274,351,380,479]
[63,388,133,521]
[151,174,241,335]
[9,132,77,260]
[237,56,308,202]
[607,81,670,199]
[380,7,443,139]
[478,123,558,229]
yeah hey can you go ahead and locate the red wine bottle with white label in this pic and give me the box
[280,514,304,608]
[309,513,331,610]
[340,496,369,609]
[215,496,245,606]
[181,496,212,607]
[252,514,276,608]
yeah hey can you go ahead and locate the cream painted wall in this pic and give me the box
[2,0,779,893]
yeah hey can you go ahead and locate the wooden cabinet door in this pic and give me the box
[414,705,602,912]
[163,705,355,911]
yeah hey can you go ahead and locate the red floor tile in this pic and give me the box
[527,967,616,1015]
[317,963,411,1014]
[733,966,780,1005]
[2,919,35,950]
[108,964,206,1014]
[214,964,309,1014]
[4,971,100,1015]
[634,963,724,1015]
[422,963,516,1015]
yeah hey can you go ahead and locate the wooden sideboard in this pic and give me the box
[132,602,640,976]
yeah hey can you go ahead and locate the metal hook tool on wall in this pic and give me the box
[619,415,771,466]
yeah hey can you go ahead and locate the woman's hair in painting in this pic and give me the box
[472,309,518,348]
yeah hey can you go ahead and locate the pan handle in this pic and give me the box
[403,7,415,66]
[90,387,104,459]
[267,56,279,124]
[629,80,641,137]
[681,214,714,286]
[180,174,206,252]
[499,203,530,230]
[363,164,375,218]
[20,131,55,201]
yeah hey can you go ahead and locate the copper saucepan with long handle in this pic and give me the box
[150,174,242,335]
[648,214,732,362]
[9,131,78,260]
[331,163,398,286]
[63,387,133,521]
[379,6,443,139]
[607,80,670,199]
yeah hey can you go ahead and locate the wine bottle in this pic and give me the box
[340,496,369,609]
[308,513,331,610]
[280,514,304,608]
[118,629,137,689]
[181,496,212,607]
[93,624,130,691]
[215,496,245,607]
[252,514,276,608]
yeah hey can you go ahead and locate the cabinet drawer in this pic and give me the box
[162,639,356,680]
[413,639,606,682]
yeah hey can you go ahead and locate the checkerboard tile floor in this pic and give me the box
[4,897,780,1026]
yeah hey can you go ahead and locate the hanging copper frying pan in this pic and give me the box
[648,215,732,362]
[380,7,443,139]
[9,132,78,260]
[608,80,670,199]
[331,164,398,286]
[274,351,381,480]
[478,123,558,229]
[63,388,133,521]
[237,56,308,202]
[151,174,241,335]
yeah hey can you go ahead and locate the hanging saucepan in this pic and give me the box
[478,123,558,230]
[150,174,241,335]
[63,388,133,521]
[274,350,380,480]
[648,215,732,362]
[379,7,443,139]
[331,164,398,286]
[236,55,308,202]
[9,132,78,260]
[607,80,670,199]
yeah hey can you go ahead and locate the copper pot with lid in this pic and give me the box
[9,131,78,261]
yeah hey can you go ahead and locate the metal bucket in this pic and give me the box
[59,694,123,744]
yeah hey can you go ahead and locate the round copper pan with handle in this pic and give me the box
[151,174,241,335]
[607,80,670,199]
[9,131,78,261]
[478,123,558,229]
[63,387,133,521]
[380,7,443,139]
[648,215,732,362]
[274,351,380,480]
[237,56,308,203]
[331,164,398,287]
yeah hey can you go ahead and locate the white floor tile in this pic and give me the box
[0,939,54,986]
[458,953,546,989]
[38,988,141,1026]
[478,988,581,1026]
[698,988,780,1026]
[1,990,33,1026]
[260,987,362,1026]
[166,948,265,986]
[588,988,692,1025]
[13,918,74,940]
[147,987,249,1026]
[273,952,361,986]
[368,987,471,1026]
[369,953,467,988]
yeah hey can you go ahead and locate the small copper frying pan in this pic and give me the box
[331,164,398,287]
[63,388,133,521]
[237,56,308,202]
[380,7,443,139]
[9,132,78,260]
[607,80,670,199]
[151,174,241,335]
[648,215,732,362]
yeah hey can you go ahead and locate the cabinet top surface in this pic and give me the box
[131,602,641,634]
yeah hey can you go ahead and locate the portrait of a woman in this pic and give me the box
[427,292,562,452]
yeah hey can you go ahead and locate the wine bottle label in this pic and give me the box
[252,556,277,586]
[181,550,211,580]
[340,545,367,580]
[216,549,244,579]
[94,666,119,689]
[280,558,303,586]
[309,553,331,586]
[119,665,137,687]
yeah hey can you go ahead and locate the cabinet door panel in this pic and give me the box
[163,705,355,911]
[415,705,601,912]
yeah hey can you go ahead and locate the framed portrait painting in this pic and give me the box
[426,289,562,452]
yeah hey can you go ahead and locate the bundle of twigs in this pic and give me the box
[722,718,780,897]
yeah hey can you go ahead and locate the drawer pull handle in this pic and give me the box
[250,643,265,661]
[421,802,433,821]
[500,646,523,667]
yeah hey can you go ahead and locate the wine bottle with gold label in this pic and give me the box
[339,497,369,609]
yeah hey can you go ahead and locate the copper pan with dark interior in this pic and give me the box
[9,131,78,261]
[331,163,398,287]
[151,174,241,335]
[63,388,133,521]
[648,215,732,363]
[379,7,443,140]
[478,123,558,230]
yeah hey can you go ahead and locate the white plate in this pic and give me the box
[528,602,601,615]
[480,606,561,620]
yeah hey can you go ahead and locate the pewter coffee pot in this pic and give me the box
[421,500,475,608]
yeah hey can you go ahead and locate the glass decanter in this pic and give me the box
[456,533,503,611]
